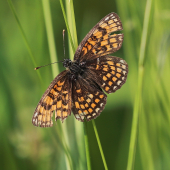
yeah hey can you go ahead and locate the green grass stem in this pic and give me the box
[65,1,86,170]
[126,0,153,169]
[41,0,60,75]
[59,0,76,53]
[84,121,91,170]
[92,120,108,170]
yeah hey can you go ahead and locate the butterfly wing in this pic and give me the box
[32,70,72,127]
[71,75,107,122]
[74,12,123,62]
[85,55,128,94]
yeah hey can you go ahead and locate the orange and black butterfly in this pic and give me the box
[32,12,128,127]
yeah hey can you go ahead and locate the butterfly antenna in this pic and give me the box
[63,29,66,59]
[35,61,63,70]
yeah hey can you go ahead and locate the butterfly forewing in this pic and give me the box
[74,12,123,62]
[71,76,107,121]
[32,70,71,127]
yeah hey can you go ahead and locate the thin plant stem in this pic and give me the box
[59,0,75,53]
[56,123,74,170]
[67,0,78,48]
[126,0,153,169]
[84,121,91,170]
[92,120,108,170]
[7,0,43,84]
[65,1,86,170]
[41,0,59,75]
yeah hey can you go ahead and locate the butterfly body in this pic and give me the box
[33,12,128,127]
[63,59,85,80]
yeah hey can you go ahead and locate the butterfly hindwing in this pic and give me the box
[85,55,128,94]
[71,76,107,121]
[74,12,123,62]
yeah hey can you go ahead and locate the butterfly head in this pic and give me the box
[63,59,72,68]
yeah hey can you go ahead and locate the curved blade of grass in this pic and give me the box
[7,0,43,85]
[126,0,153,169]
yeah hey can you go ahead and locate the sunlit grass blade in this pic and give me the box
[42,0,60,75]
[59,0,75,53]
[126,0,153,169]
[65,0,86,170]
[66,0,78,58]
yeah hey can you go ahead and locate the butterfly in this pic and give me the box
[32,12,128,127]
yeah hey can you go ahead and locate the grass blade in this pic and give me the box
[126,0,153,169]
[65,1,86,170]
[92,120,108,170]
[84,121,91,170]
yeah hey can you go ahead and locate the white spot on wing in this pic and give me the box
[113,86,117,90]
[35,119,38,125]
[75,114,80,119]
[95,108,100,113]
[123,71,127,75]
[34,112,38,117]
[87,115,91,119]
[105,16,109,21]
[100,103,104,107]
[117,80,122,85]
[120,60,125,63]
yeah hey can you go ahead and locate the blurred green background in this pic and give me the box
[0,0,170,170]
